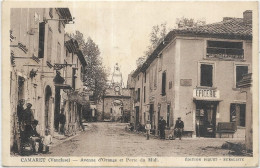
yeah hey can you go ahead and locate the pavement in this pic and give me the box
[43,122,245,157]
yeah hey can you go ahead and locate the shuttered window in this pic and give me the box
[57,42,61,63]
[137,88,140,102]
[200,64,213,87]
[236,66,248,88]
[143,86,146,103]
[72,68,76,89]
[162,71,166,96]
[38,22,45,58]
[154,65,157,89]
[47,28,53,62]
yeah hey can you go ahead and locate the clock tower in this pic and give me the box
[111,63,124,95]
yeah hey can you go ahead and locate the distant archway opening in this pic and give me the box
[111,99,123,121]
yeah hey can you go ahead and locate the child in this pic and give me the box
[145,120,151,140]
[42,130,52,153]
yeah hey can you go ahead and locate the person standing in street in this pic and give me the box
[22,103,34,127]
[42,129,52,153]
[59,108,66,135]
[159,117,166,139]
[17,99,25,124]
[174,117,184,140]
[20,103,35,145]
[145,120,151,140]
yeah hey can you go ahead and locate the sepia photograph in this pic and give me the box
[2,1,259,167]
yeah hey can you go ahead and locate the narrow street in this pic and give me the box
[46,122,244,157]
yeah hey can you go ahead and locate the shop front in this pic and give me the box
[195,101,218,137]
[193,87,221,138]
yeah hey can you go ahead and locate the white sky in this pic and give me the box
[65,1,255,86]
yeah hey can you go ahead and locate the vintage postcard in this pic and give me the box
[1,1,259,167]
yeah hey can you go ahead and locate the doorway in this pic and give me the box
[135,106,139,128]
[195,101,217,137]
[45,86,52,130]
[167,104,171,128]
[18,77,25,101]
[157,104,161,131]
[54,88,61,131]
[149,104,154,129]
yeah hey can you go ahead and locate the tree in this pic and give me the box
[176,17,206,29]
[136,22,169,67]
[71,31,85,49]
[145,22,168,57]
[136,56,146,68]
[135,18,206,67]
[71,31,109,103]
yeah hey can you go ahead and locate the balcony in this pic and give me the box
[206,47,244,60]
[193,87,220,101]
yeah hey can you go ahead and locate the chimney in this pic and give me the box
[243,10,252,24]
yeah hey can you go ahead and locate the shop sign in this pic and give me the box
[193,88,220,99]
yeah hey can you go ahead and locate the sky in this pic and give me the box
[65,1,255,86]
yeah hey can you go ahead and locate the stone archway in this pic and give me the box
[111,99,123,121]
[45,86,52,130]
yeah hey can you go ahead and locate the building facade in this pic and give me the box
[59,35,87,135]
[131,11,252,138]
[10,8,87,150]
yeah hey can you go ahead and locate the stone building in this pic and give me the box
[96,63,131,122]
[131,11,252,138]
[127,72,136,125]
[10,8,87,150]
[58,34,87,135]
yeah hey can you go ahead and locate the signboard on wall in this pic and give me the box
[180,79,192,86]
[193,88,220,100]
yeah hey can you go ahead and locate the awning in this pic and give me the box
[55,84,72,89]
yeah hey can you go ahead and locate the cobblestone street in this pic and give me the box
[46,122,245,157]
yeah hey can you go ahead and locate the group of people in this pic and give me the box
[145,116,184,140]
[16,99,52,155]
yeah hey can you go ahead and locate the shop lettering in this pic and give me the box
[196,89,216,98]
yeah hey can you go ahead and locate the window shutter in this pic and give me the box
[38,22,45,58]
